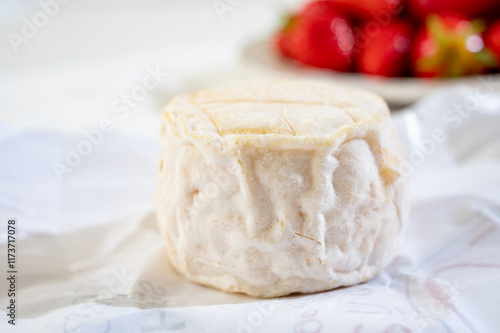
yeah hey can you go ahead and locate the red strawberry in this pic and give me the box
[485,21,500,65]
[290,1,355,71]
[411,13,497,77]
[409,0,500,20]
[329,0,404,21]
[357,21,412,77]
[275,16,297,58]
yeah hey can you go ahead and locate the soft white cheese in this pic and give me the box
[156,80,409,297]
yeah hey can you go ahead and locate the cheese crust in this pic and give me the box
[156,80,409,297]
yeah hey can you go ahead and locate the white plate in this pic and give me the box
[241,40,500,107]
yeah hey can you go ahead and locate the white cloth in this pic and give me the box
[1,85,500,332]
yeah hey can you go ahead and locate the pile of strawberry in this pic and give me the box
[275,0,500,77]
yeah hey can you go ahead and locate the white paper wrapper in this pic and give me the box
[1,84,500,333]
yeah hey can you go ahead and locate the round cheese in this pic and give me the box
[156,80,409,297]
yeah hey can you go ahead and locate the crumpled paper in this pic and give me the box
[1,84,500,333]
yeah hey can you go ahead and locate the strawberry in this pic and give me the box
[329,0,404,21]
[485,21,500,65]
[410,13,497,77]
[288,1,355,71]
[357,21,412,77]
[409,0,500,20]
[275,15,297,58]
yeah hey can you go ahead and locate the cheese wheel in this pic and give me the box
[156,80,409,297]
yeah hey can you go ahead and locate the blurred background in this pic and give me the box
[3,0,500,132]
[1,0,300,135]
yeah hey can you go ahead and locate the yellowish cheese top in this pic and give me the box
[164,80,389,139]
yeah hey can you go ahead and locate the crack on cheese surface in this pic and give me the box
[156,80,409,297]
[294,232,322,245]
